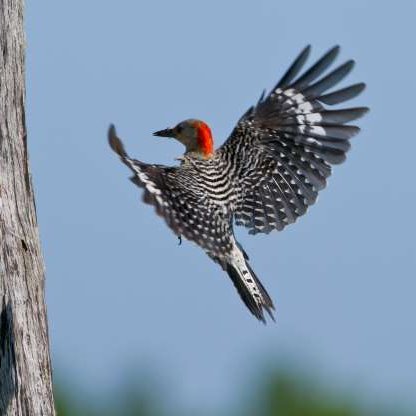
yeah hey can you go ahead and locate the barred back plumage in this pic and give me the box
[109,45,368,323]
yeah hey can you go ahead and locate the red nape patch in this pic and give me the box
[196,121,214,157]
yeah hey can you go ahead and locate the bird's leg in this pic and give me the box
[177,235,182,245]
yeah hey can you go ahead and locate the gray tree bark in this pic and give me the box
[0,1,55,415]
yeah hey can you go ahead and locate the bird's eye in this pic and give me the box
[176,125,183,134]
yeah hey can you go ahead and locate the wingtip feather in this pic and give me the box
[108,124,127,158]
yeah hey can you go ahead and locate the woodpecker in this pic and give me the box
[109,46,368,323]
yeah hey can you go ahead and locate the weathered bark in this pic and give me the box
[0,1,55,415]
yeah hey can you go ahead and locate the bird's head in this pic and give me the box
[153,119,214,159]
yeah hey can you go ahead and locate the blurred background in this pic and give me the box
[26,1,416,415]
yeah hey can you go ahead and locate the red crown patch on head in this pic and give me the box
[196,121,213,157]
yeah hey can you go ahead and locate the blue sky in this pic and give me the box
[26,0,415,412]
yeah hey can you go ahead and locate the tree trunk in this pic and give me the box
[0,1,55,414]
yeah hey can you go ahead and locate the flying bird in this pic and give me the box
[109,46,368,323]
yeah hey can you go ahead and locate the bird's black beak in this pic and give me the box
[153,128,175,138]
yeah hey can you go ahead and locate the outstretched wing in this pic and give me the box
[219,45,368,235]
[108,125,234,257]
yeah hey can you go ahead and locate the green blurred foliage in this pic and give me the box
[249,371,364,416]
[53,367,412,416]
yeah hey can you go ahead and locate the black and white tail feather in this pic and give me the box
[212,242,275,323]
[109,46,368,323]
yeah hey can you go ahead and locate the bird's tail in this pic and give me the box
[223,244,275,323]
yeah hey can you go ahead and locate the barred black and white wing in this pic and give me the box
[220,45,368,235]
[108,125,235,257]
